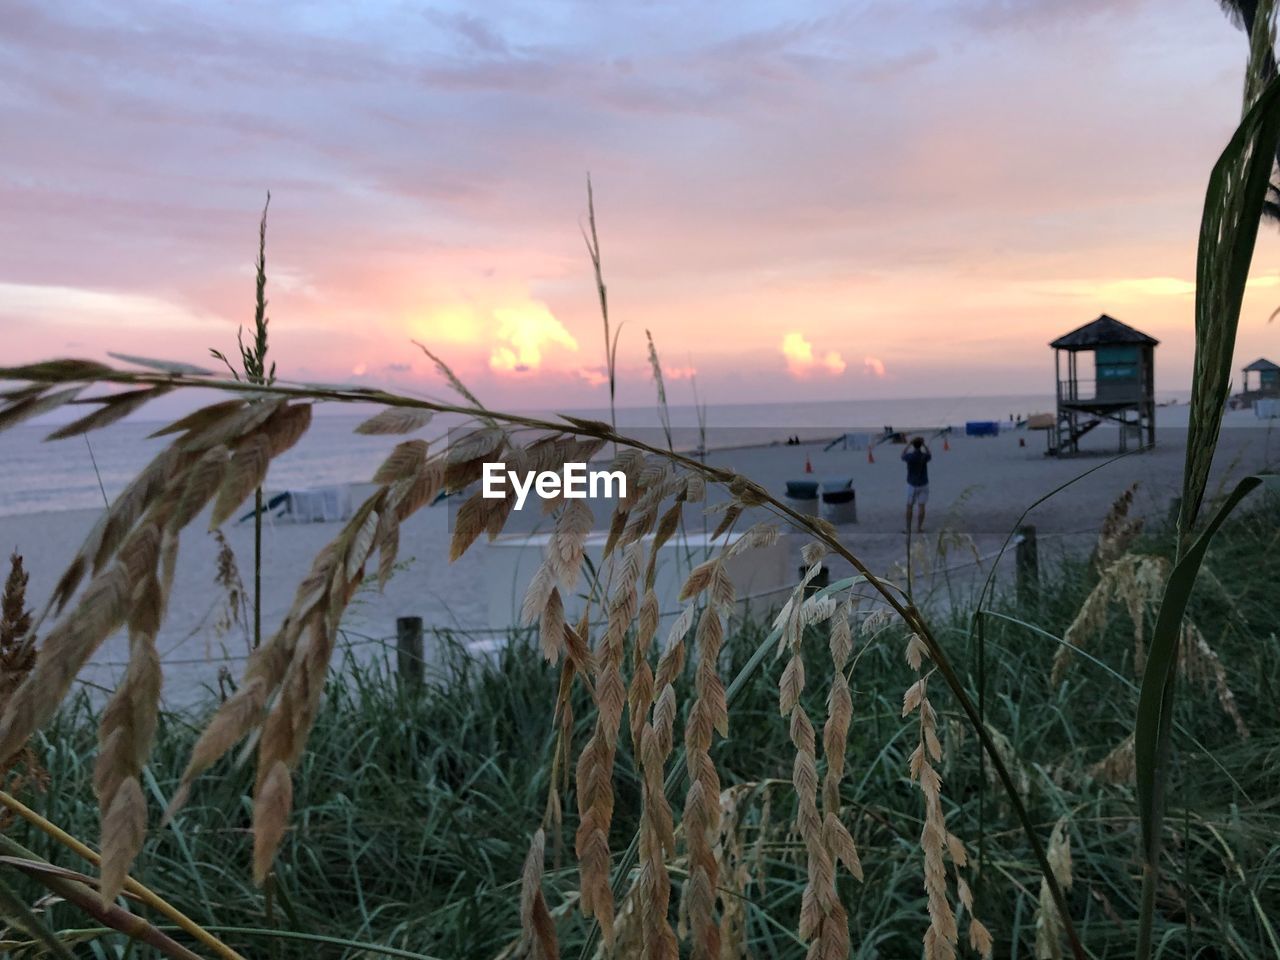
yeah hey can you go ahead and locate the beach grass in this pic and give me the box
[0,491,1274,958]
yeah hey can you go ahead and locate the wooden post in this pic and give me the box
[1016,525,1038,607]
[396,616,424,688]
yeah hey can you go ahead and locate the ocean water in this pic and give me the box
[0,392,1134,516]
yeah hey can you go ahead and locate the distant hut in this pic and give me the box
[1050,314,1157,455]
[1240,358,1279,403]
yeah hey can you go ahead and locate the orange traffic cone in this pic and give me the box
[867,446,875,464]
[804,455,813,474]
[943,437,950,451]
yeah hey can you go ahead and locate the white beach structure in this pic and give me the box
[283,485,353,523]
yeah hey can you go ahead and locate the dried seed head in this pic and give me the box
[711,503,744,541]
[549,499,593,590]
[253,760,293,886]
[860,608,893,637]
[373,439,428,485]
[1181,622,1249,739]
[1034,817,1073,960]
[98,775,147,904]
[210,434,271,528]
[905,634,929,671]
[0,553,35,709]
[449,492,492,561]
[539,587,566,664]
[520,829,559,960]
[356,406,433,436]
[1094,483,1143,570]
[1050,575,1112,686]
[1088,734,1136,785]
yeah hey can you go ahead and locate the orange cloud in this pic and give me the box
[781,332,846,377]
[863,356,886,377]
[488,301,579,373]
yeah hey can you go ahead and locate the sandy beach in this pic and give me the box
[1,409,1274,707]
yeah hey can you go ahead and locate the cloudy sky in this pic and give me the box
[3,0,1279,410]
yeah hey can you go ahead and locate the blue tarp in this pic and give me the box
[965,421,1000,437]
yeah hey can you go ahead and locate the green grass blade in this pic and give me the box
[1141,12,1280,953]
[0,871,78,960]
[982,610,1252,798]
[1135,475,1273,854]
[1135,474,1276,957]
[1181,70,1280,538]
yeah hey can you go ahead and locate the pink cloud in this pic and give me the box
[781,332,846,378]
[663,363,698,380]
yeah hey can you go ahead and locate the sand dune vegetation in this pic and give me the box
[1,6,1280,960]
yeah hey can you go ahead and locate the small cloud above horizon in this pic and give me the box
[782,331,846,378]
[577,366,609,387]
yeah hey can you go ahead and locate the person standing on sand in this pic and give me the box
[902,436,931,533]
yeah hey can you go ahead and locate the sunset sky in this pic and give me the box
[4,0,1280,411]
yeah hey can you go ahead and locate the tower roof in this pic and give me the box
[1050,314,1159,350]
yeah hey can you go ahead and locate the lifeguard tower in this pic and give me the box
[1050,314,1157,455]
[1240,358,1279,404]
